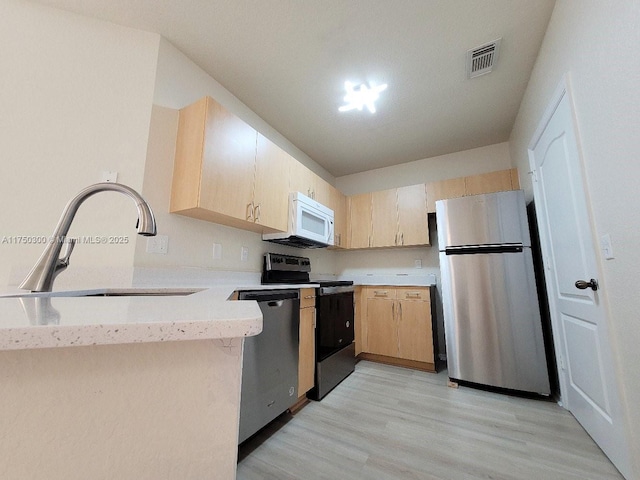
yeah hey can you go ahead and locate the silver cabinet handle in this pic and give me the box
[575,278,598,291]
[246,202,254,221]
[254,203,261,223]
[374,290,388,296]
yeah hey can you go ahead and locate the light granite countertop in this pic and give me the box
[0,285,278,351]
[0,267,435,352]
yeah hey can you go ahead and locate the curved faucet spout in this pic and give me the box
[20,182,157,292]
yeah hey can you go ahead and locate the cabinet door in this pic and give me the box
[347,193,372,248]
[328,185,347,248]
[371,189,398,247]
[365,298,398,357]
[314,176,333,207]
[298,307,316,395]
[254,134,289,232]
[199,97,257,220]
[509,168,520,190]
[397,184,429,246]
[171,97,208,213]
[289,160,318,200]
[464,170,513,196]
[397,299,433,363]
[426,177,466,213]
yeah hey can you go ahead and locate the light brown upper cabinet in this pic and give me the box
[170,96,288,233]
[426,168,520,213]
[253,133,290,231]
[464,168,514,197]
[396,184,429,246]
[426,177,466,213]
[349,185,429,249]
[347,193,373,248]
[328,185,348,248]
[371,189,398,247]
[289,160,320,201]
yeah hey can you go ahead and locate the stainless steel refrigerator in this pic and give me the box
[436,190,550,395]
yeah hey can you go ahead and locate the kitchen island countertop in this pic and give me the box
[0,284,269,351]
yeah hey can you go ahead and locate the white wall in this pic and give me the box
[130,39,338,277]
[509,0,640,474]
[153,38,334,184]
[335,142,512,195]
[0,0,160,288]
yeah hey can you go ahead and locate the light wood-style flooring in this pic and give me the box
[237,360,622,480]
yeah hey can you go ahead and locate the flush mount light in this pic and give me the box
[338,81,388,114]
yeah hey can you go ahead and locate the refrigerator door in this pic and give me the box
[440,248,550,394]
[436,190,531,248]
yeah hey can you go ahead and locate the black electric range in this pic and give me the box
[262,253,355,400]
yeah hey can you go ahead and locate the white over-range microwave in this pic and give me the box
[262,192,334,248]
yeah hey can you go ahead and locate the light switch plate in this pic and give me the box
[600,233,614,260]
[240,246,249,262]
[213,243,222,260]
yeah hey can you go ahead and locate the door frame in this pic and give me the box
[527,74,631,474]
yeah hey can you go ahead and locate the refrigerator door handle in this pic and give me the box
[445,244,523,255]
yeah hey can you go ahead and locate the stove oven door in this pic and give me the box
[315,290,355,361]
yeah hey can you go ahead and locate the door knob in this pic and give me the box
[575,278,598,291]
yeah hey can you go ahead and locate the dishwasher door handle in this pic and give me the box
[267,300,284,308]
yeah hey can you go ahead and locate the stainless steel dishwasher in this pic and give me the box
[237,289,299,444]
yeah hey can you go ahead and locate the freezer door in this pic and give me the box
[436,190,531,248]
[440,249,550,394]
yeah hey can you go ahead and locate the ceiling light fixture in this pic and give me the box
[338,81,388,114]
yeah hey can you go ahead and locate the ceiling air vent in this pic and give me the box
[467,38,502,79]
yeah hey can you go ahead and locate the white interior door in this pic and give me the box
[528,78,631,478]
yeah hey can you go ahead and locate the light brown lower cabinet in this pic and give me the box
[297,289,316,398]
[357,286,435,371]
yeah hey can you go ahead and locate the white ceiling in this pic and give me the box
[34,0,556,177]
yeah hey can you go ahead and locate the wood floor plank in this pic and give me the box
[237,361,623,480]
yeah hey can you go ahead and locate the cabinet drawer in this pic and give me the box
[300,288,316,309]
[396,287,429,301]
[365,287,396,300]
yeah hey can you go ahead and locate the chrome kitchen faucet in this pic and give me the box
[20,182,157,292]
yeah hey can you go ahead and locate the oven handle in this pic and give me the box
[318,285,355,296]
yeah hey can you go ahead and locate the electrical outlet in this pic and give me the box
[414,259,422,269]
[241,246,249,262]
[213,243,222,260]
[146,235,168,254]
[100,171,118,183]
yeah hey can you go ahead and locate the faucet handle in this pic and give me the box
[59,238,76,267]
